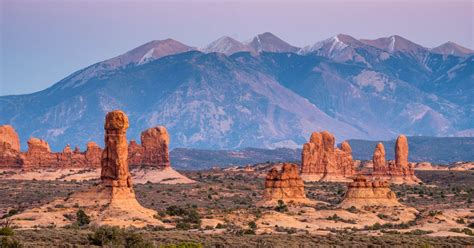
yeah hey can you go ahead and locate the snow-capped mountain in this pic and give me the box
[1,33,472,151]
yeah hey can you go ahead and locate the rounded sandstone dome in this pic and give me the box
[104,110,129,131]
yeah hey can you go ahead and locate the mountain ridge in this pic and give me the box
[1,32,472,151]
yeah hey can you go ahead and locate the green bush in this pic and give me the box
[76,210,90,227]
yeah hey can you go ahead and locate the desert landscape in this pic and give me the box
[0,111,473,247]
[1,1,473,247]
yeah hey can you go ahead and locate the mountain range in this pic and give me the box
[1,32,473,151]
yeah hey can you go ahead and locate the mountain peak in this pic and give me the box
[431,41,474,57]
[202,36,251,55]
[361,35,426,54]
[247,32,299,53]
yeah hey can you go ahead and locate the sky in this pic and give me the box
[1,0,473,96]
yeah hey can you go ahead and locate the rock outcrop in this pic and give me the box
[372,143,386,172]
[12,110,167,228]
[259,163,313,205]
[371,135,421,184]
[128,126,170,168]
[339,175,400,208]
[101,110,132,187]
[0,125,22,167]
[300,131,355,182]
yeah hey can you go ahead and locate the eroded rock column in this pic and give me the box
[101,110,132,187]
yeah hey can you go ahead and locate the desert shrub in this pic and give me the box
[76,210,90,227]
[1,210,18,219]
[404,229,433,235]
[0,237,23,248]
[0,228,14,236]
[160,242,203,248]
[274,200,288,212]
[456,218,465,224]
[346,206,358,213]
[88,226,123,246]
[124,232,154,248]
[248,221,257,230]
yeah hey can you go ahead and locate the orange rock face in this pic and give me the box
[372,143,386,172]
[101,110,132,188]
[22,138,55,167]
[0,125,22,167]
[263,163,306,201]
[339,175,400,208]
[300,131,355,182]
[371,135,421,184]
[85,142,102,167]
[128,126,171,169]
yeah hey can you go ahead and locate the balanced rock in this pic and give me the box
[0,125,22,167]
[371,135,421,184]
[300,131,355,182]
[339,175,400,208]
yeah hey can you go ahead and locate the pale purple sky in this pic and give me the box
[1,0,473,95]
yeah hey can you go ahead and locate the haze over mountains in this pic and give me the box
[1,32,473,151]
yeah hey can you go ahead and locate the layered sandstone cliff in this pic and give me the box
[300,131,355,182]
[339,175,400,208]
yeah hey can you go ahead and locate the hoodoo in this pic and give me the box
[371,135,421,184]
[300,131,355,182]
[12,110,167,228]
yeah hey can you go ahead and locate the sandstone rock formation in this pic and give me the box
[12,110,167,228]
[258,163,316,206]
[339,175,400,208]
[371,135,421,184]
[128,126,170,168]
[300,131,355,182]
[101,110,132,187]
[0,125,20,151]
[372,143,386,172]
[85,142,102,167]
[0,125,22,167]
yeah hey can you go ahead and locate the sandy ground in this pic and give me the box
[0,167,195,184]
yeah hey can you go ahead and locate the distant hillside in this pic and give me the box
[348,136,474,164]
[170,147,300,170]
